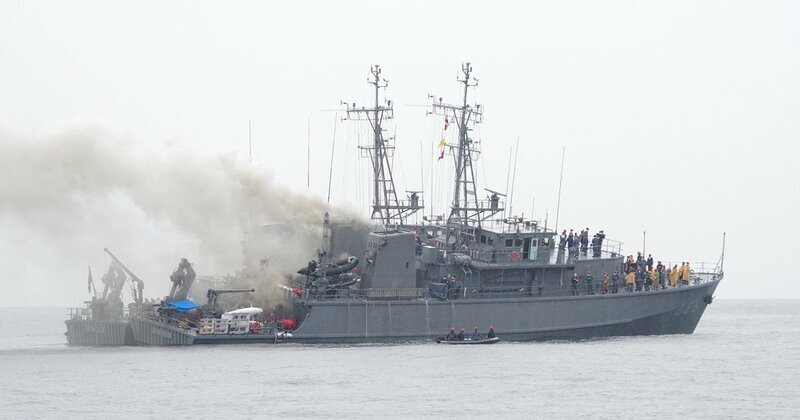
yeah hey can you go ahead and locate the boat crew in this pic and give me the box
[487,326,496,339]
[446,327,457,341]
[470,327,482,340]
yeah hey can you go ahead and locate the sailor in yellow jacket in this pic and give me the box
[625,271,635,292]
[682,262,691,285]
[669,266,679,287]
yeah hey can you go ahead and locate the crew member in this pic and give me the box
[650,268,659,292]
[669,265,679,287]
[487,326,496,339]
[682,262,691,285]
[457,328,465,341]
[571,273,579,296]
[585,271,595,295]
[446,327,457,341]
[470,327,482,340]
[612,270,620,294]
[602,273,610,294]
[625,271,635,292]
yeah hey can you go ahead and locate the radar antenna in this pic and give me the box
[343,65,423,226]
[428,63,504,249]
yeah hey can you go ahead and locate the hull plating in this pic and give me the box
[64,319,134,346]
[290,279,721,343]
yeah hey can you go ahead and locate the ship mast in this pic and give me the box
[429,63,504,249]
[343,65,422,227]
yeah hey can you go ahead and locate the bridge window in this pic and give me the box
[505,238,513,247]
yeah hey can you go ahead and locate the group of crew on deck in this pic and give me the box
[444,326,496,341]
[559,228,606,260]
[570,252,693,296]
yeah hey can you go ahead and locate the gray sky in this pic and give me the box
[1,0,798,305]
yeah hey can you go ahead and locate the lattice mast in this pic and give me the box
[429,63,504,249]
[343,65,422,226]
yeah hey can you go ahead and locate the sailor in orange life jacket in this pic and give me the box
[682,262,691,285]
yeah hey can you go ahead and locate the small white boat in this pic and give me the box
[436,337,500,345]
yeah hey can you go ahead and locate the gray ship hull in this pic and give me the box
[128,316,196,346]
[64,319,134,346]
[290,279,721,343]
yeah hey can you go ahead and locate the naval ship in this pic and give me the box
[279,64,724,343]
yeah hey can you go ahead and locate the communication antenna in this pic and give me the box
[327,113,338,206]
[428,63,504,249]
[509,136,520,217]
[342,65,423,226]
[554,146,566,232]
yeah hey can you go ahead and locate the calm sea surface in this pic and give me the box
[0,300,797,419]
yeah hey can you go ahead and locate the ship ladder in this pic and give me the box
[460,265,473,297]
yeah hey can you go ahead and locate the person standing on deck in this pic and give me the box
[571,273,579,295]
[625,270,636,292]
[585,271,595,295]
[602,273,610,294]
[612,270,621,294]
[635,267,645,292]
[682,262,691,285]
[650,267,659,291]
[678,262,686,285]
[581,228,590,256]
[567,232,576,260]
[658,267,667,290]
[647,254,654,271]
[559,230,567,250]
[669,265,679,287]
[636,252,645,270]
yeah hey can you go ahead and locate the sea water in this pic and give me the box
[0,300,797,419]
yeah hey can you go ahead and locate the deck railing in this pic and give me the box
[298,263,722,301]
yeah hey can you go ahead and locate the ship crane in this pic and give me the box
[104,248,145,304]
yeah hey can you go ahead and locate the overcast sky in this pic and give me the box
[1,0,798,305]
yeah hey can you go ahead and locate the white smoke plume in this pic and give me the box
[0,125,365,306]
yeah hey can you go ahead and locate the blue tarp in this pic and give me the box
[165,300,200,312]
